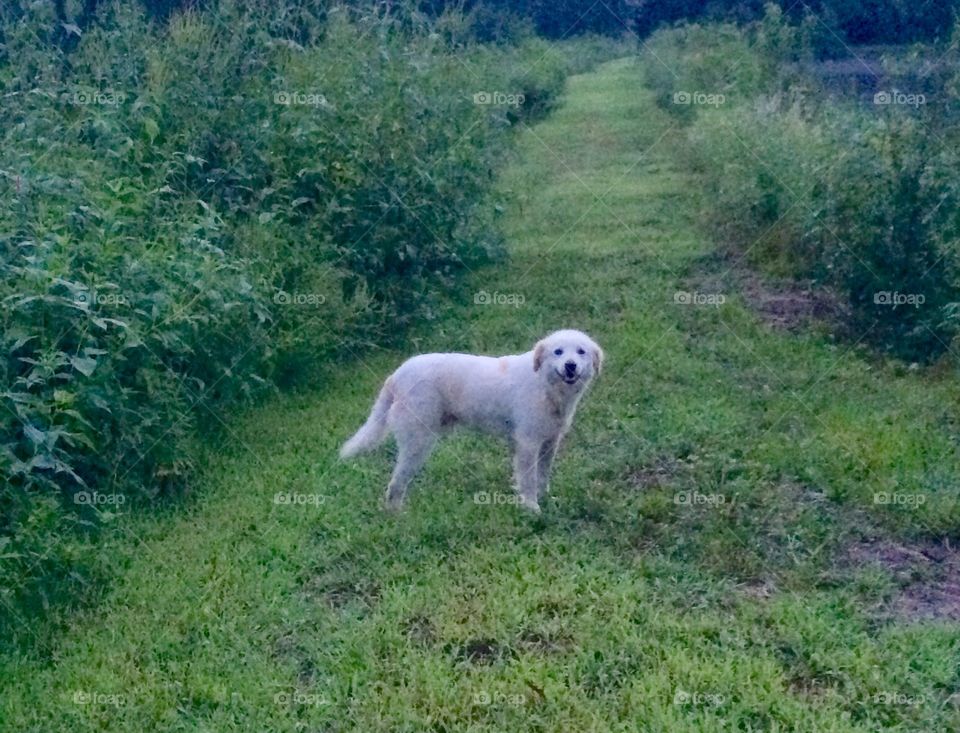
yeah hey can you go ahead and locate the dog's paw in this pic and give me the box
[383,490,406,512]
[518,496,541,514]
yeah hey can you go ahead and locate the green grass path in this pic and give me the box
[3,57,959,732]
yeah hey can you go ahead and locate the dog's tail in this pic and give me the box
[340,378,394,459]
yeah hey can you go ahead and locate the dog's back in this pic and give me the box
[389,351,530,437]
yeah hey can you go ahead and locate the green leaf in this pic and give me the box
[9,335,36,353]
[53,390,75,405]
[144,118,160,143]
[69,356,97,377]
[29,454,56,470]
[23,424,45,445]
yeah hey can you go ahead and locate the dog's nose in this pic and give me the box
[564,361,577,375]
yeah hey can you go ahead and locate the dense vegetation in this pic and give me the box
[3,57,959,732]
[643,5,960,361]
[0,1,622,639]
[422,0,959,45]
[3,0,959,664]
[33,0,960,46]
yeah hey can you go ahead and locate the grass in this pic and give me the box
[2,57,960,731]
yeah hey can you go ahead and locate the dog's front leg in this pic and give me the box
[513,441,541,514]
[536,438,559,498]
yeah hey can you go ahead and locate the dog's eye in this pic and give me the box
[577,348,586,355]
[553,348,563,356]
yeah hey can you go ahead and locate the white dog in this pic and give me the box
[340,329,602,513]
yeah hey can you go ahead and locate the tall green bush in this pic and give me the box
[0,0,624,639]
[645,9,960,361]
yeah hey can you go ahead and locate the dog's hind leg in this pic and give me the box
[384,426,436,511]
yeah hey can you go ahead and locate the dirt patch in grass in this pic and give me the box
[516,629,574,654]
[451,637,511,665]
[273,633,318,684]
[845,537,960,621]
[785,674,838,702]
[626,454,682,489]
[737,275,844,331]
[687,253,846,331]
[402,615,437,646]
[739,580,777,600]
[730,480,960,622]
[302,576,381,610]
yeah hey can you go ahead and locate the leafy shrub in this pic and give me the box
[686,99,833,274]
[421,0,639,39]
[689,102,959,358]
[421,0,960,45]
[643,22,769,122]
[0,1,624,639]
[646,9,960,361]
[783,0,959,46]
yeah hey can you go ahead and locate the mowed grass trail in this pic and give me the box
[3,58,960,732]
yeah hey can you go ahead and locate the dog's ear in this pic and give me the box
[592,345,604,376]
[533,341,546,371]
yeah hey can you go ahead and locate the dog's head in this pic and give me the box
[532,329,603,388]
